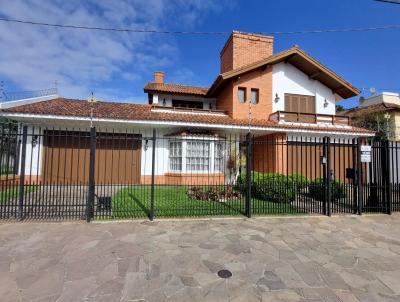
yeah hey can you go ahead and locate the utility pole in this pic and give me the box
[87,92,97,128]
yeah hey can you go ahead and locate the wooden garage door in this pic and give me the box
[42,131,141,184]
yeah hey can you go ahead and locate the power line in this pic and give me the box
[1,17,400,35]
[374,0,400,4]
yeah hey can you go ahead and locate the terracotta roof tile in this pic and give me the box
[1,98,373,135]
[144,82,208,96]
[343,103,400,117]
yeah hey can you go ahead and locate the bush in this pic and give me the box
[186,186,241,202]
[236,172,309,203]
[308,177,346,201]
[287,173,309,191]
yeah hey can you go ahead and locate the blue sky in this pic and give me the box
[0,0,399,108]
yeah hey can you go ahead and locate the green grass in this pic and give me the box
[0,185,38,203]
[110,185,304,219]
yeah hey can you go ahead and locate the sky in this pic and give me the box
[0,0,399,108]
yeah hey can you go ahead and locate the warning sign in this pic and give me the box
[361,145,371,163]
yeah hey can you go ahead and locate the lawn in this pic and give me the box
[0,185,37,203]
[109,185,304,219]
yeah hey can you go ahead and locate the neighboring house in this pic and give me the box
[344,92,400,140]
[0,31,373,185]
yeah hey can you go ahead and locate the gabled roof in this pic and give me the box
[207,46,360,99]
[144,82,208,96]
[0,98,374,135]
[343,103,400,117]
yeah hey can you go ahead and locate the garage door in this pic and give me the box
[42,131,142,184]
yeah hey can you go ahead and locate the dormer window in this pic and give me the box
[251,88,259,104]
[238,87,246,103]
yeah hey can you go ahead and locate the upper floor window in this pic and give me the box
[284,93,315,114]
[238,87,246,103]
[172,99,203,109]
[251,88,259,104]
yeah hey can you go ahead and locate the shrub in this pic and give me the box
[236,172,309,203]
[287,173,310,192]
[186,186,241,202]
[308,177,346,201]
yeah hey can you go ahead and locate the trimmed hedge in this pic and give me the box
[236,172,309,203]
[308,177,346,201]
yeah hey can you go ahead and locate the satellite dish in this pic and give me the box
[369,87,377,95]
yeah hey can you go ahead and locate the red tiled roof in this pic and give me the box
[144,82,208,96]
[207,47,360,99]
[343,103,400,117]
[1,98,373,134]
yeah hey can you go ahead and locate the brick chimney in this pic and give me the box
[220,31,274,73]
[154,71,164,83]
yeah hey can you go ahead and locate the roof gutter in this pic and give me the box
[0,112,375,137]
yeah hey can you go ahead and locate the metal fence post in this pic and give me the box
[384,140,392,215]
[150,129,156,221]
[357,139,363,215]
[245,133,252,218]
[86,127,96,222]
[352,138,357,214]
[322,137,327,215]
[326,137,331,217]
[18,125,28,220]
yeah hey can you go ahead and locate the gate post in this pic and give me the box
[352,138,357,214]
[18,125,28,220]
[326,137,332,217]
[356,139,363,215]
[149,129,156,221]
[86,127,96,222]
[384,140,392,215]
[245,133,252,218]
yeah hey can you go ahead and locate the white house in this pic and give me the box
[0,31,373,185]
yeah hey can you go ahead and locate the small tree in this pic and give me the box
[351,111,392,141]
[335,104,345,113]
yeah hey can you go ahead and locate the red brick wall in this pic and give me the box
[216,81,234,114]
[252,133,287,175]
[226,66,273,120]
[220,32,274,73]
[141,173,225,185]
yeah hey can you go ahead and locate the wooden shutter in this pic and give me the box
[284,94,315,114]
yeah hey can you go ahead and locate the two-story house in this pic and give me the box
[0,31,373,185]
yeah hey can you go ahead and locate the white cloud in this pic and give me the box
[0,0,233,100]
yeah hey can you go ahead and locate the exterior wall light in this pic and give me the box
[324,99,329,108]
[274,93,280,103]
[31,135,38,148]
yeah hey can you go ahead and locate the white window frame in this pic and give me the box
[168,140,183,172]
[168,136,224,173]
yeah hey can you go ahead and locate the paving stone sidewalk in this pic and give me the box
[1,214,400,301]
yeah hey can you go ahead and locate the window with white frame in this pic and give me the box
[169,141,182,171]
[168,138,225,173]
[186,141,210,172]
[214,142,225,172]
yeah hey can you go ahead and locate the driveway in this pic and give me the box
[1,215,400,301]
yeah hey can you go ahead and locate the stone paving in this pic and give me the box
[1,215,400,301]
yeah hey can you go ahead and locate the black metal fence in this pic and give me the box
[0,123,398,221]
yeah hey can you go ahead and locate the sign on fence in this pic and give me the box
[361,145,372,163]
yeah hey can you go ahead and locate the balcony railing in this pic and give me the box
[269,111,350,126]
[151,105,228,116]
